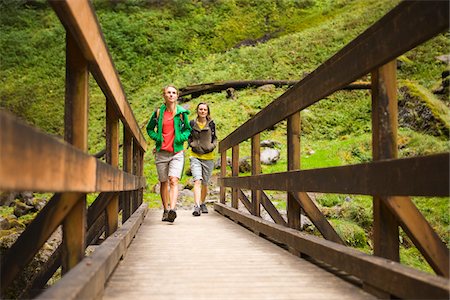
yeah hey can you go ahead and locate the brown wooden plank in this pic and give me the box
[287,113,301,230]
[384,196,450,278]
[220,151,227,204]
[371,61,400,264]
[62,199,86,274]
[36,203,148,300]
[48,0,146,151]
[0,193,84,293]
[238,189,252,213]
[214,203,450,299]
[106,101,119,236]
[0,111,145,192]
[291,192,344,245]
[251,134,261,217]
[231,145,239,209]
[218,153,450,197]
[219,1,449,152]
[260,191,287,226]
[122,129,133,222]
[61,31,89,275]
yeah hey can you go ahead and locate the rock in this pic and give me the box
[13,200,34,217]
[214,157,231,169]
[261,148,280,165]
[257,84,276,93]
[184,178,195,190]
[260,139,281,148]
[226,87,236,100]
[239,157,251,173]
[0,192,16,206]
[0,217,11,230]
[436,54,450,64]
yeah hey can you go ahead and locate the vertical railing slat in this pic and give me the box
[287,113,301,230]
[251,134,261,217]
[61,32,88,274]
[106,100,119,236]
[231,145,239,209]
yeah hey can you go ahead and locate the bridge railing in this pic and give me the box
[0,0,147,298]
[216,1,449,298]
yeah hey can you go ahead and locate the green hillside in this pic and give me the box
[1,0,449,274]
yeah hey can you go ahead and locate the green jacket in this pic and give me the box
[146,104,191,153]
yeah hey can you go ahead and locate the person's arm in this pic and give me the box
[177,112,192,143]
[146,110,159,141]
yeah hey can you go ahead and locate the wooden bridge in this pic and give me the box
[1,1,449,299]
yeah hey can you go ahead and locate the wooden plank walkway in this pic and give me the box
[102,209,375,300]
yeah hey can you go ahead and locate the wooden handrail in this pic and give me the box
[219,1,449,152]
[49,0,146,152]
[0,112,146,192]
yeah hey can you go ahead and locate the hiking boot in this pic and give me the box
[200,203,208,214]
[167,209,177,223]
[192,205,201,217]
[162,210,169,222]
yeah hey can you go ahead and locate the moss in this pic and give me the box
[330,219,368,248]
[398,80,449,138]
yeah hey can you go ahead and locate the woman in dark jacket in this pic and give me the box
[188,103,217,216]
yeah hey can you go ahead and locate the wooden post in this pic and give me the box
[231,145,239,209]
[220,151,227,204]
[251,134,261,217]
[287,113,302,230]
[370,61,399,297]
[132,140,140,212]
[122,129,133,222]
[62,32,88,274]
[106,100,119,236]
[371,61,399,261]
[138,149,144,206]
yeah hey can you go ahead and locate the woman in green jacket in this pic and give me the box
[146,85,191,223]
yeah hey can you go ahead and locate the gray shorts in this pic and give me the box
[190,157,214,186]
[155,151,184,182]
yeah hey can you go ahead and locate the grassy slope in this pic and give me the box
[1,0,449,273]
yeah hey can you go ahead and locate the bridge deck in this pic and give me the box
[102,209,375,300]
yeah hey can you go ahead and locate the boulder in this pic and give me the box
[261,148,280,165]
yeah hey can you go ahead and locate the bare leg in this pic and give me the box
[193,180,202,206]
[160,181,169,210]
[169,176,179,210]
[200,184,208,204]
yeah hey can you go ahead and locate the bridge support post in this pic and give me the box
[106,100,119,236]
[62,32,88,274]
[231,145,239,209]
[287,113,302,231]
[370,60,399,298]
[122,129,133,222]
[251,134,261,217]
[220,151,227,204]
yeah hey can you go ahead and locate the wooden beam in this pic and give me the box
[291,192,344,245]
[219,1,449,152]
[218,153,449,197]
[48,0,146,151]
[220,151,227,204]
[260,192,287,226]
[238,189,252,213]
[251,134,261,217]
[231,145,239,209]
[214,203,450,300]
[287,113,301,230]
[0,111,146,192]
[105,101,119,236]
[371,61,400,264]
[61,31,88,275]
[122,129,133,222]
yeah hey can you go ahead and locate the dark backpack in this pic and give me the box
[189,120,216,143]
